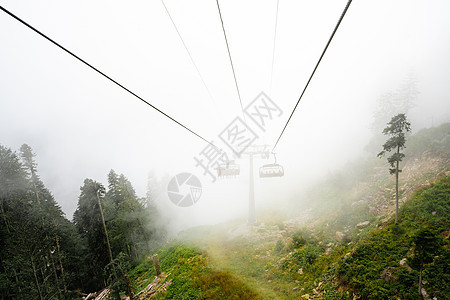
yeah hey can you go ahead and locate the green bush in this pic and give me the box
[273,239,285,254]
[291,230,308,249]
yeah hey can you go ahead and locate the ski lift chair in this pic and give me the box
[217,161,240,178]
[259,163,284,178]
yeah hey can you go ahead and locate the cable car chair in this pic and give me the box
[259,153,284,178]
[217,160,240,178]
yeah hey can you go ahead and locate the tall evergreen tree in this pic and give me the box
[105,171,151,260]
[73,179,112,290]
[378,113,411,223]
[0,145,32,298]
[1,144,84,298]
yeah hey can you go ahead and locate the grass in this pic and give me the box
[335,176,450,299]
[178,175,449,299]
[127,124,450,299]
[129,244,259,299]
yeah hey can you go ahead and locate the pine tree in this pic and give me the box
[1,144,87,298]
[0,145,32,298]
[105,171,151,260]
[378,113,411,223]
[73,179,113,290]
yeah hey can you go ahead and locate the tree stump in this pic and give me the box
[153,254,161,276]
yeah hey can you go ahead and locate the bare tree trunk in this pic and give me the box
[124,274,134,300]
[33,182,41,204]
[55,235,67,292]
[39,264,48,297]
[96,190,113,265]
[395,146,400,224]
[153,254,161,276]
[49,249,62,299]
[30,255,44,300]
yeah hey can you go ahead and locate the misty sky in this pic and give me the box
[1,0,449,231]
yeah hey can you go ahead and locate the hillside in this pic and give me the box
[127,124,450,299]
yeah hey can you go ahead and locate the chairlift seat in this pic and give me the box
[217,162,240,177]
[259,163,284,178]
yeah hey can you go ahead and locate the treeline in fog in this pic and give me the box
[0,144,166,299]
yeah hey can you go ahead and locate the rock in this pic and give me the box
[343,252,352,259]
[356,221,370,229]
[421,287,431,300]
[381,267,398,283]
[336,231,350,242]
[293,287,300,291]
[439,230,450,239]
[432,211,437,215]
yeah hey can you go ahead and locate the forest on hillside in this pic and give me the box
[0,144,166,299]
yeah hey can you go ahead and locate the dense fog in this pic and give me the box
[1,0,449,234]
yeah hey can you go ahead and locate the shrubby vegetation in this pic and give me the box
[234,176,448,299]
[130,244,259,299]
[336,176,449,299]
[155,124,448,299]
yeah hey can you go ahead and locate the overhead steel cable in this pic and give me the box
[272,0,353,153]
[215,0,245,119]
[160,0,217,108]
[0,5,214,147]
[270,0,280,92]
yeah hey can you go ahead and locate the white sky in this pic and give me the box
[1,0,449,230]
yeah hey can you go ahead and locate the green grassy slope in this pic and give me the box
[129,244,260,299]
[335,175,449,299]
[128,124,449,299]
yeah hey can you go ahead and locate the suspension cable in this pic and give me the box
[160,0,217,108]
[272,0,353,153]
[0,5,214,146]
[215,0,245,118]
[270,0,280,92]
